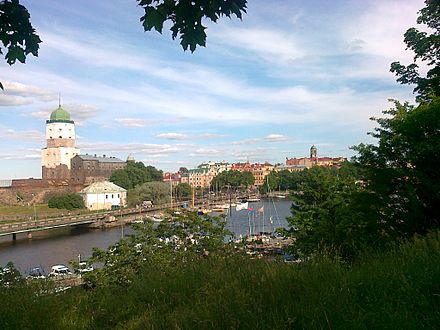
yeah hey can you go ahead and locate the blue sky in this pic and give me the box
[0,0,423,179]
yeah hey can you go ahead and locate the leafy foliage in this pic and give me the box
[263,169,306,193]
[110,161,163,189]
[2,232,440,328]
[0,0,41,90]
[127,181,171,207]
[0,262,22,287]
[211,170,254,189]
[353,97,440,239]
[175,182,192,199]
[390,0,439,102]
[86,210,231,287]
[47,193,85,210]
[137,0,247,52]
[286,165,373,259]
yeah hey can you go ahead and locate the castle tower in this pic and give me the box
[310,145,317,164]
[41,105,80,180]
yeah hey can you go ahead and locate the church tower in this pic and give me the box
[41,105,80,181]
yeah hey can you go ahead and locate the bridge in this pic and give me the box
[0,197,233,240]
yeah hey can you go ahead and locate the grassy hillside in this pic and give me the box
[1,232,440,329]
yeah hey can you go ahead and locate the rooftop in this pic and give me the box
[80,181,126,194]
[76,154,125,163]
[47,106,73,123]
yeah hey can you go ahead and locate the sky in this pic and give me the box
[0,0,424,179]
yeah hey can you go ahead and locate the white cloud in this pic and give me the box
[189,148,224,157]
[115,118,149,128]
[264,134,289,142]
[0,128,44,142]
[213,26,304,65]
[0,94,33,106]
[0,81,57,106]
[156,133,189,140]
[78,142,189,156]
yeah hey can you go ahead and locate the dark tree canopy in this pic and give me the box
[0,0,41,90]
[138,0,247,52]
[390,0,439,102]
[110,161,163,189]
[175,182,192,199]
[48,193,85,210]
[211,170,254,189]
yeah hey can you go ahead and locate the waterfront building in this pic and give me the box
[79,181,127,210]
[181,162,230,188]
[41,105,80,183]
[231,162,274,186]
[163,172,182,186]
[285,145,346,169]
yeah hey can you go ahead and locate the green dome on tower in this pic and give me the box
[49,106,72,122]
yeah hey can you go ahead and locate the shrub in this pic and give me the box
[47,193,84,210]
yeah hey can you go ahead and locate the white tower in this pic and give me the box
[41,105,80,180]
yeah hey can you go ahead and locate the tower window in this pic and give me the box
[59,136,62,138]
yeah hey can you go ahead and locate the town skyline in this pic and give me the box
[0,0,421,179]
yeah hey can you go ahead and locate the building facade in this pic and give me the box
[70,154,126,186]
[79,181,127,210]
[231,162,274,186]
[285,145,347,169]
[181,162,231,188]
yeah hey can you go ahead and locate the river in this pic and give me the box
[0,199,293,274]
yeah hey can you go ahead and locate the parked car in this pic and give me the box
[75,262,94,274]
[27,267,46,279]
[49,265,72,276]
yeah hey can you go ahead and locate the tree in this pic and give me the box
[48,193,85,210]
[109,169,131,189]
[0,0,41,90]
[87,210,232,287]
[390,0,439,102]
[353,0,440,239]
[263,170,306,193]
[179,167,188,174]
[0,262,23,287]
[286,165,372,259]
[175,182,192,199]
[110,161,163,189]
[211,170,254,190]
[145,165,163,181]
[353,98,440,238]
[137,0,247,52]
[127,181,171,207]
[1,1,246,89]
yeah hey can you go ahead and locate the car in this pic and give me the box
[27,267,46,279]
[75,262,94,274]
[49,264,72,276]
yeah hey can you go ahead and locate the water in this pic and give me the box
[0,199,293,274]
[225,199,292,236]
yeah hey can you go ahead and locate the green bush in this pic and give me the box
[47,193,84,210]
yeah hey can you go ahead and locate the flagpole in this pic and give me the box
[248,210,251,237]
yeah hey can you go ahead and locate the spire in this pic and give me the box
[58,93,61,108]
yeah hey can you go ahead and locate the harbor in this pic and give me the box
[0,199,293,275]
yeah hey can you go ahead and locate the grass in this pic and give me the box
[0,204,91,222]
[1,232,440,329]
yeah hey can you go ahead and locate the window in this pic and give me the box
[105,195,108,199]
[111,194,114,198]
[117,194,120,198]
